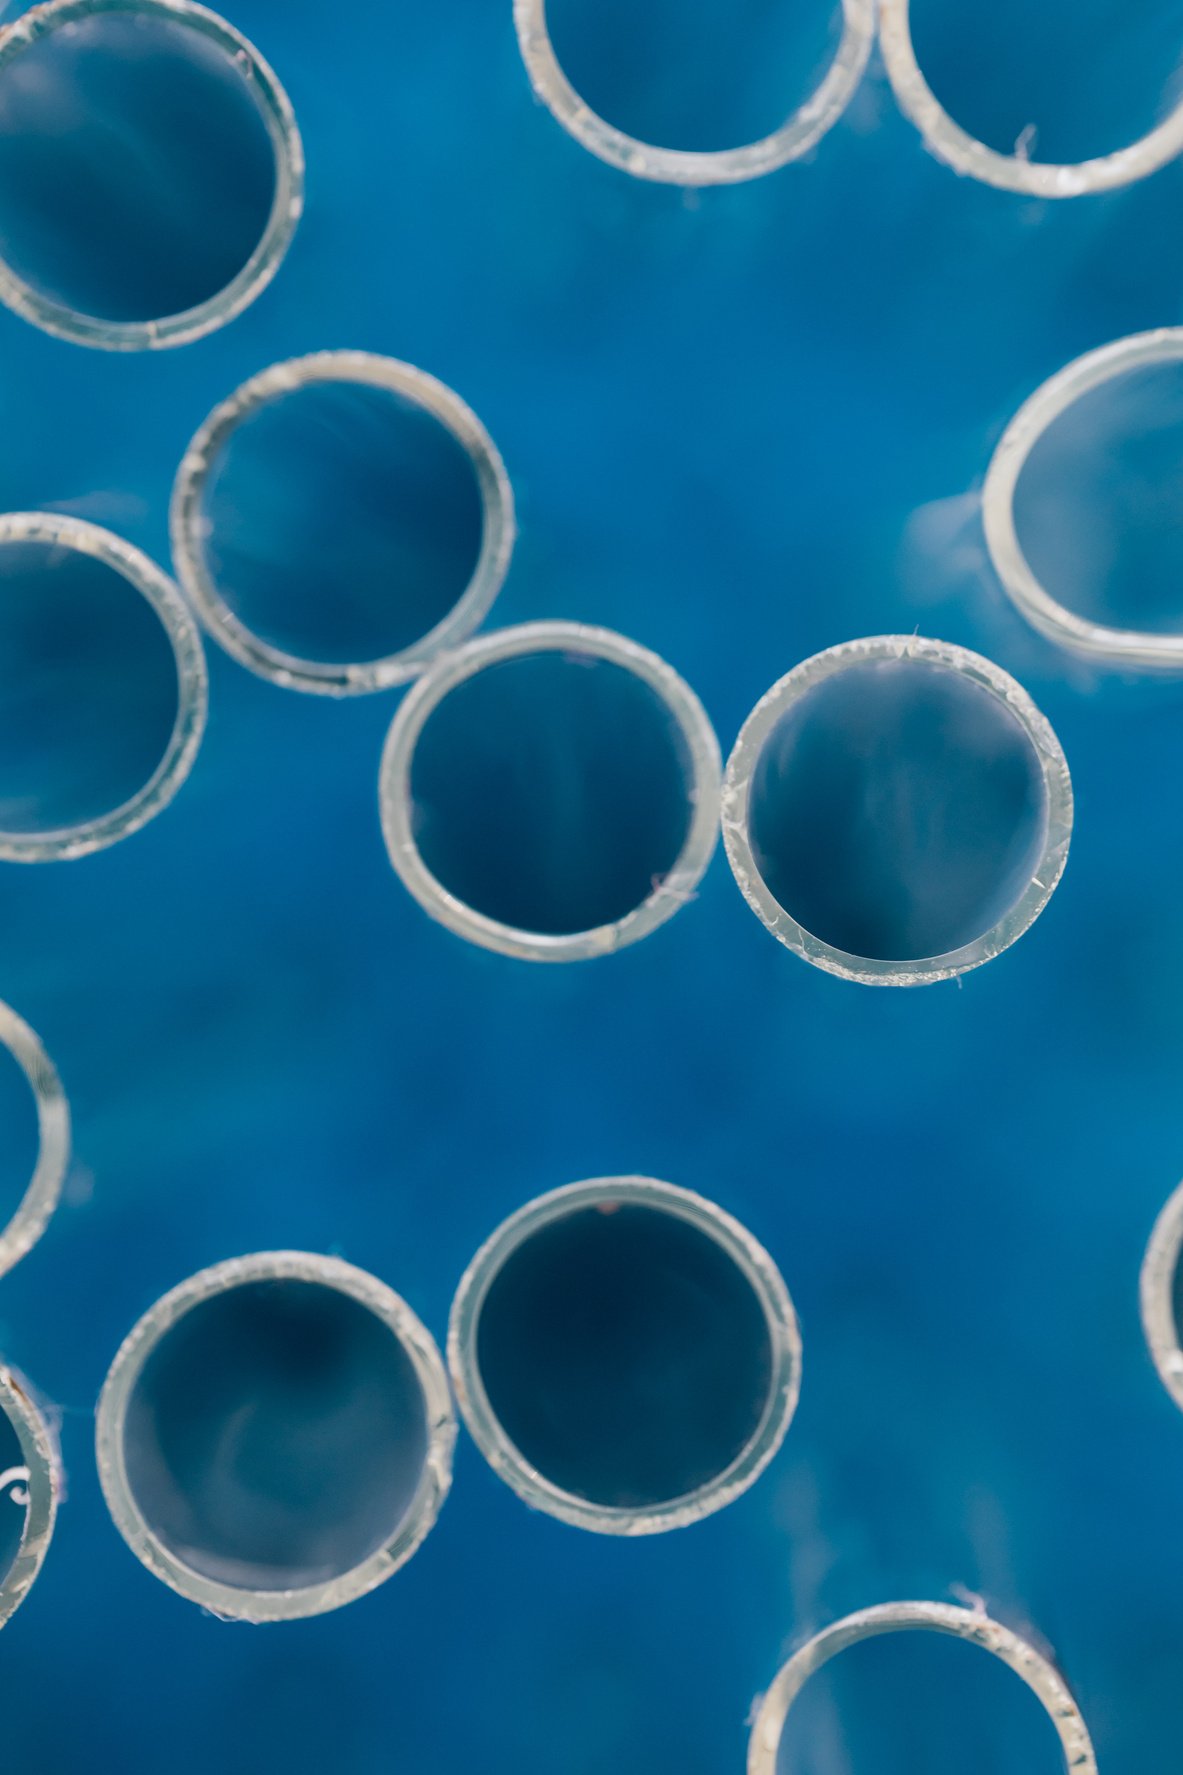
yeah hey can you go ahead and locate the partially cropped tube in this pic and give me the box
[449,1176,801,1534]
[380,621,721,961]
[1140,1178,1183,1415]
[0,1001,69,1279]
[0,512,207,862]
[748,1602,1096,1774]
[879,0,1183,196]
[514,0,874,185]
[170,352,515,695]
[95,1252,456,1621]
[0,1364,60,1630]
[0,0,302,349]
[984,328,1183,669]
[722,635,1073,985]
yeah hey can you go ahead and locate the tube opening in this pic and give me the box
[880,0,1183,195]
[380,623,721,961]
[97,1255,455,1620]
[985,330,1183,668]
[171,354,512,695]
[723,638,1072,985]
[0,1001,68,1280]
[0,1366,58,1630]
[0,0,301,349]
[450,1177,800,1533]
[0,514,207,861]
[748,1604,1096,1775]
[514,0,873,185]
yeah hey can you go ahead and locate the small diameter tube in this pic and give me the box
[0,1000,69,1280]
[448,1175,801,1534]
[514,0,874,186]
[0,1364,60,1630]
[170,352,515,695]
[880,0,1183,196]
[95,1252,456,1622]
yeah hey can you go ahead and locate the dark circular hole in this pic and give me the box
[475,1202,774,1510]
[1013,362,1183,637]
[196,380,486,666]
[409,650,695,937]
[122,1278,430,1593]
[0,540,180,838]
[0,9,278,326]
[774,1630,1066,1775]
[0,1403,27,1588]
[0,1040,39,1239]
[747,657,1048,963]
[907,0,1183,165]
[543,0,844,154]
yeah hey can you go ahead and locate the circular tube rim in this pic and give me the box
[0,1365,60,1631]
[879,0,1183,196]
[95,1250,457,1622]
[984,327,1183,669]
[513,0,875,186]
[721,634,1073,986]
[0,1002,69,1280]
[0,511,208,862]
[747,1601,1097,1774]
[170,351,516,696]
[0,0,303,351]
[1140,1177,1183,1414]
[379,620,722,961]
[448,1175,802,1535]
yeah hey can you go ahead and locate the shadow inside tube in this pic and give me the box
[1013,361,1183,637]
[196,380,486,666]
[772,1627,1066,1775]
[0,9,278,324]
[475,1203,774,1509]
[747,658,1049,962]
[906,0,1183,164]
[409,651,697,938]
[0,540,179,838]
[122,1279,430,1593]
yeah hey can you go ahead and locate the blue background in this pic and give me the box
[3,2,1183,1768]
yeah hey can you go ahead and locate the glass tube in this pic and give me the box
[984,328,1183,670]
[0,1000,69,1280]
[0,512,207,862]
[380,620,721,961]
[747,1602,1096,1774]
[448,1175,801,1534]
[0,1364,60,1631]
[170,352,515,696]
[513,0,874,186]
[0,0,302,349]
[95,1252,456,1622]
[722,635,1073,986]
[1140,1178,1183,1414]
[880,0,1183,196]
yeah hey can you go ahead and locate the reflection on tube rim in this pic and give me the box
[0,1364,60,1631]
[95,1251,457,1622]
[448,1175,802,1534]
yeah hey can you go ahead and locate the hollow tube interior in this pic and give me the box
[0,538,180,837]
[0,1404,26,1586]
[0,1038,40,1239]
[541,0,843,153]
[474,1202,774,1509]
[0,7,277,326]
[408,650,697,937]
[121,1278,430,1593]
[195,379,486,667]
[746,657,1049,962]
[1012,359,1183,638]
[771,1628,1066,1775]
[905,0,1183,165]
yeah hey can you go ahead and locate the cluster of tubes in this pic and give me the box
[0,2,1181,1769]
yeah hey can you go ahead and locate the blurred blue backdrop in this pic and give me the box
[2,1,1183,1769]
